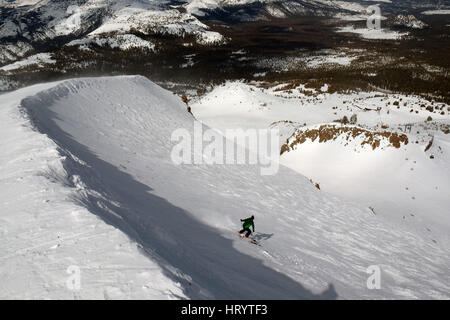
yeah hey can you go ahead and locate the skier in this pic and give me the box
[238,215,255,238]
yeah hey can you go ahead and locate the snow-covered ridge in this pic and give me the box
[87,2,225,45]
[66,34,156,52]
[0,78,187,299]
[0,52,55,72]
[1,76,448,298]
[183,0,375,18]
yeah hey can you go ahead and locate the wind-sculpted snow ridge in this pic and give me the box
[0,80,186,299]
[2,76,449,299]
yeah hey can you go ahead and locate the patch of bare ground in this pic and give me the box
[280,124,409,155]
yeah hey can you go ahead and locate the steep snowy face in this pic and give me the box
[0,78,187,299]
[4,76,448,299]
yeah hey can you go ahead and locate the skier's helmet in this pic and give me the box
[251,215,254,219]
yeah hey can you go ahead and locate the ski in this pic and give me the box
[237,233,261,246]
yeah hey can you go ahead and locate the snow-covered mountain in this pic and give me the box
[1,75,448,299]
[1,0,445,65]
[184,0,339,19]
[182,0,447,21]
[0,0,225,64]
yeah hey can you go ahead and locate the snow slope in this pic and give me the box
[192,80,450,252]
[1,76,449,299]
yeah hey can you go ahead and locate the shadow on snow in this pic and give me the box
[21,92,337,300]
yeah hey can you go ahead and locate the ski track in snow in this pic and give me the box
[0,76,449,299]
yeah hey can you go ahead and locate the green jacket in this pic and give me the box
[241,217,255,232]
